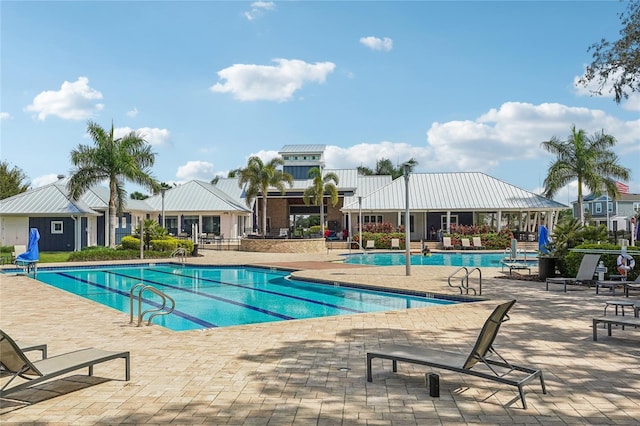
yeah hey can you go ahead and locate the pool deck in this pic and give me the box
[1,249,639,424]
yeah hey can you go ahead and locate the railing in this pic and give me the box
[448,267,482,296]
[129,283,175,327]
[171,247,187,263]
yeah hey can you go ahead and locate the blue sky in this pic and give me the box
[2,1,638,204]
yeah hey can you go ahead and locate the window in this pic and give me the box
[634,202,640,212]
[120,216,127,228]
[202,215,221,235]
[51,221,63,234]
[595,203,602,213]
[401,214,415,232]
[359,215,382,224]
[584,205,590,212]
[608,202,613,212]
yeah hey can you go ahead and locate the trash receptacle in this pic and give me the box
[192,244,199,256]
[539,256,557,280]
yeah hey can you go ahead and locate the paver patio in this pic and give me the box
[1,249,639,425]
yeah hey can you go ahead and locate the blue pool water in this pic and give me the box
[343,252,538,267]
[32,264,458,331]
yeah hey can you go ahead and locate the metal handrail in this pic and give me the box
[171,247,187,263]
[447,267,482,296]
[129,284,176,327]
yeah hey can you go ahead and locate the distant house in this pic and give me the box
[573,192,640,233]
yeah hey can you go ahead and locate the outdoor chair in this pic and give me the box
[0,329,130,397]
[545,254,600,292]
[472,237,484,250]
[461,238,473,250]
[596,275,640,296]
[442,236,454,250]
[366,240,375,250]
[390,238,401,249]
[366,300,546,409]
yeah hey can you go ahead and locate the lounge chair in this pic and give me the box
[366,240,375,250]
[0,329,130,397]
[442,236,454,250]
[596,275,640,296]
[390,238,401,250]
[545,254,600,292]
[366,300,546,409]
[461,238,473,250]
[472,237,484,250]
[14,341,48,359]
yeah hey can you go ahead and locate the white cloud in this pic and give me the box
[24,77,104,121]
[176,160,215,181]
[114,126,171,146]
[244,1,275,21]
[127,107,138,117]
[0,112,12,120]
[32,173,61,188]
[359,36,393,52]
[245,150,280,164]
[425,101,639,172]
[324,143,429,171]
[211,59,336,101]
[573,69,640,112]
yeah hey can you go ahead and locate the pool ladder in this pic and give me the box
[171,247,187,263]
[448,267,482,296]
[129,283,176,327]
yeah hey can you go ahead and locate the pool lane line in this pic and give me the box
[142,268,367,314]
[102,270,297,320]
[54,272,217,328]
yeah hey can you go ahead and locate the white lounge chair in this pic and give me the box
[472,237,484,250]
[366,240,375,250]
[545,254,600,292]
[366,300,546,409]
[442,236,454,250]
[391,238,401,250]
[461,238,473,250]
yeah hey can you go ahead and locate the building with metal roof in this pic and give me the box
[340,172,567,243]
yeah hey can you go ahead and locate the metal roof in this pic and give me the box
[342,172,567,212]
[0,179,100,216]
[284,169,358,192]
[279,144,326,154]
[144,180,252,213]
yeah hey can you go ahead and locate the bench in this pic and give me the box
[592,316,640,341]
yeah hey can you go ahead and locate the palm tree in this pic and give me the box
[541,125,630,225]
[238,156,293,236]
[303,167,339,237]
[68,121,160,248]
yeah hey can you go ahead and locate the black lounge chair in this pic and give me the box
[366,300,546,409]
[0,329,129,397]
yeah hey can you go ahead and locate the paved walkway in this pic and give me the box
[1,249,639,425]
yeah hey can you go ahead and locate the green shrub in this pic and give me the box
[177,239,194,254]
[120,236,140,250]
[67,247,173,262]
[565,243,638,280]
[309,225,322,235]
[151,238,178,252]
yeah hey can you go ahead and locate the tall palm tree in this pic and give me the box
[68,121,160,248]
[303,167,339,237]
[541,125,630,225]
[238,156,293,236]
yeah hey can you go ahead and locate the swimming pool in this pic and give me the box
[30,263,458,331]
[343,252,538,267]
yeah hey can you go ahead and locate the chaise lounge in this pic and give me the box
[0,329,130,397]
[366,300,546,409]
[545,254,600,292]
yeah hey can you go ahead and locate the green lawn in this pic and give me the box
[39,252,71,263]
